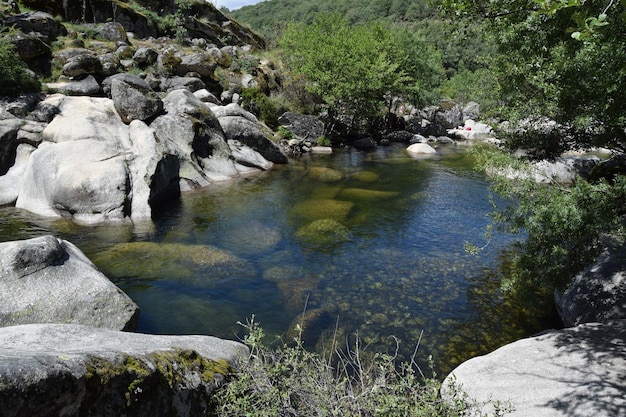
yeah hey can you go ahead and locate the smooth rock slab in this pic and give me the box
[443,321,626,417]
[0,235,139,330]
[0,323,248,417]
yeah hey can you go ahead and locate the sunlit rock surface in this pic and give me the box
[0,235,138,330]
[443,321,626,417]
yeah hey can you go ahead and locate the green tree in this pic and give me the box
[439,0,626,158]
[0,35,40,97]
[439,0,626,293]
[278,14,442,136]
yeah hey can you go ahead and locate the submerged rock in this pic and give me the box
[93,242,254,286]
[285,308,333,347]
[338,188,399,200]
[276,275,322,315]
[308,166,344,183]
[296,218,350,246]
[0,323,248,417]
[0,235,139,330]
[351,170,380,183]
[291,198,354,221]
[221,220,282,255]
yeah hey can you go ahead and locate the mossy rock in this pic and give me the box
[307,166,345,183]
[351,170,380,183]
[93,242,254,285]
[309,186,341,199]
[296,218,349,246]
[338,188,400,200]
[291,198,354,220]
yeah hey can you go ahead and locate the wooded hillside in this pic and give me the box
[228,0,436,31]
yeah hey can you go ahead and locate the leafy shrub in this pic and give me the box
[439,65,499,115]
[316,135,331,147]
[276,126,293,140]
[213,316,512,416]
[0,36,40,97]
[241,88,283,129]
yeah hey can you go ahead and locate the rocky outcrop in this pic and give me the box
[487,155,601,185]
[213,103,288,164]
[0,235,139,330]
[0,323,248,417]
[278,112,324,141]
[447,119,495,141]
[5,91,277,223]
[555,245,626,327]
[18,0,263,48]
[443,320,626,417]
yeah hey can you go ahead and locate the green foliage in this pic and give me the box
[241,88,283,129]
[229,0,438,38]
[468,143,626,293]
[213,316,511,417]
[275,126,293,140]
[316,135,331,147]
[0,34,40,97]
[278,14,442,135]
[438,0,626,158]
[439,65,499,113]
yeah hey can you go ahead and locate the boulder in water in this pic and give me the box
[0,235,139,330]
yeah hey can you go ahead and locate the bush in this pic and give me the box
[213,316,511,416]
[241,88,284,129]
[0,36,40,97]
[439,65,499,115]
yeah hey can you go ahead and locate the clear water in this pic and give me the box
[0,144,557,375]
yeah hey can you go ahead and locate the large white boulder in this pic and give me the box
[406,142,437,155]
[0,235,139,330]
[443,321,626,417]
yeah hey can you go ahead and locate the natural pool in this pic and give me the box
[0,143,558,375]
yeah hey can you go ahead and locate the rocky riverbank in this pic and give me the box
[1,0,625,415]
[443,245,626,416]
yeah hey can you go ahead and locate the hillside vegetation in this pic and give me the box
[228,0,497,110]
[228,0,436,29]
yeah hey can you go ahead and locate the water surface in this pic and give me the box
[0,144,557,374]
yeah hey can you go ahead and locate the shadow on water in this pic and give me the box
[0,144,559,376]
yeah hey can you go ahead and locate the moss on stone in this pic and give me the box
[291,198,354,221]
[338,188,400,200]
[351,171,380,183]
[85,349,233,395]
[308,167,344,183]
[296,218,349,246]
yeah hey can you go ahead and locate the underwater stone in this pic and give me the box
[296,219,350,246]
[351,171,380,183]
[338,188,400,200]
[93,242,254,285]
[308,166,345,183]
[291,199,354,221]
